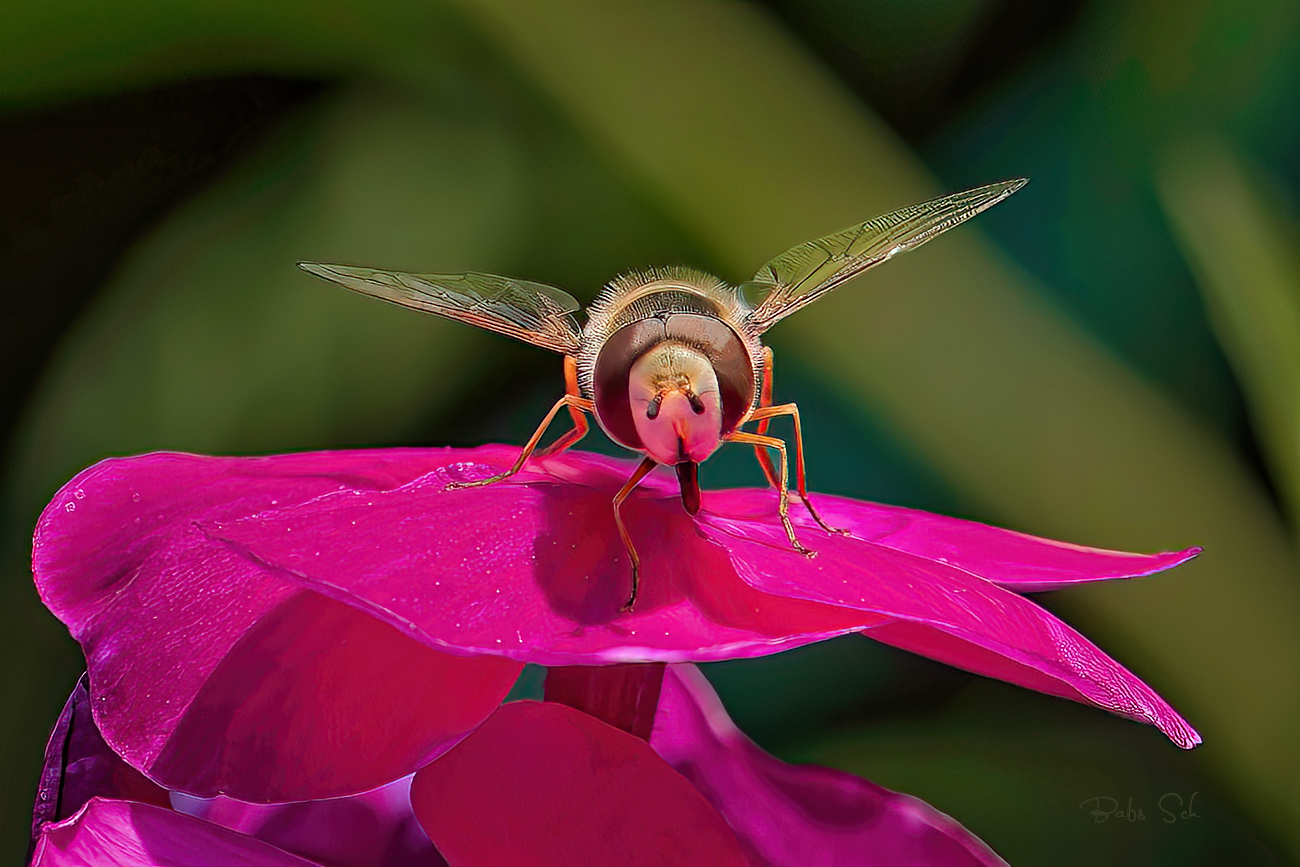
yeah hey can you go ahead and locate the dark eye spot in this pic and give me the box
[688,392,706,415]
[647,395,663,419]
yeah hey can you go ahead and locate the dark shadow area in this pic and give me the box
[0,76,322,472]
[761,0,1084,142]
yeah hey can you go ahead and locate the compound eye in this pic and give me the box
[688,392,706,414]
[646,394,663,420]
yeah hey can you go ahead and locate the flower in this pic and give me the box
[30,676,437,866]
[31,666,1005,866]
[33,801,326,867]
[30,444,1200,863]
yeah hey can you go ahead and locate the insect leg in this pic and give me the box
[445,392,595,490]
[723,430,815,558]
[748,346,781,489]
[745,402,847,535]
[614,456,658,612]
[537,355,590,458]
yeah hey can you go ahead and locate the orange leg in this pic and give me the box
[724,430,815,558]
[446,389,594,490]
[614,456,658,612]
[537,355,590,458]
[751,347,780,489]
[745,402,846,535]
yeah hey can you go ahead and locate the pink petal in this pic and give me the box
[650,665,1007,867]
[32,675,170,847]
[410,701,749,867]
[173,776,442,867]
[31,798,323,867]
[218,446,1195,745]
[34,452,522,802]
[743,491,1198,592]
[200,447,878,664]
[36,446,1197,754]
[697,507,1201,748]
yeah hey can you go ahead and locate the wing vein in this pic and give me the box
[748,179,1027,333]
[299,263,584,354]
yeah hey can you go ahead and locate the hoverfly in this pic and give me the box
[301,178,1026,610]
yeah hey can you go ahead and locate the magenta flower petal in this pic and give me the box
[173,776,441,867]
[410,701,749,867]
[188,447,877,663]
[650,665,1006,866]
[36,445,1197,755]
[696,508,1202,748]
[34,451,523,802]
[210,446,1195,745]
[32,675,170,848]
[31,798,322,867]
[742,491,1198,592]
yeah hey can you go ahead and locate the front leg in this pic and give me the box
[446,391,594,490]
[537,354,590,458]
[744,402,847,536]
[614,457,658,612]
[723,430,815,558]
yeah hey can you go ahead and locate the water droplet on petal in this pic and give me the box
[73,489,85,500]
[64,502,75,512]
[131,493,141,503]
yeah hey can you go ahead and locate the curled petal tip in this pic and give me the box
[1131,544,1202,578]
[1167,717,1203,750]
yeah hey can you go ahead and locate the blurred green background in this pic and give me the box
[2,0,1297,863]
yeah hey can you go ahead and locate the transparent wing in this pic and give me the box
[299,263,584,355]
[746,178,1028,334]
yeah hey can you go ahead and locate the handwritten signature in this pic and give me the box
[1079,793,1201,824]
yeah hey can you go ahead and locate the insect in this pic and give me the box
[301,178,1026,610]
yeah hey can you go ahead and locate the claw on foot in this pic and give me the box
[800,497,850,536]
[621,566,640,613]
[445,473,511,491]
